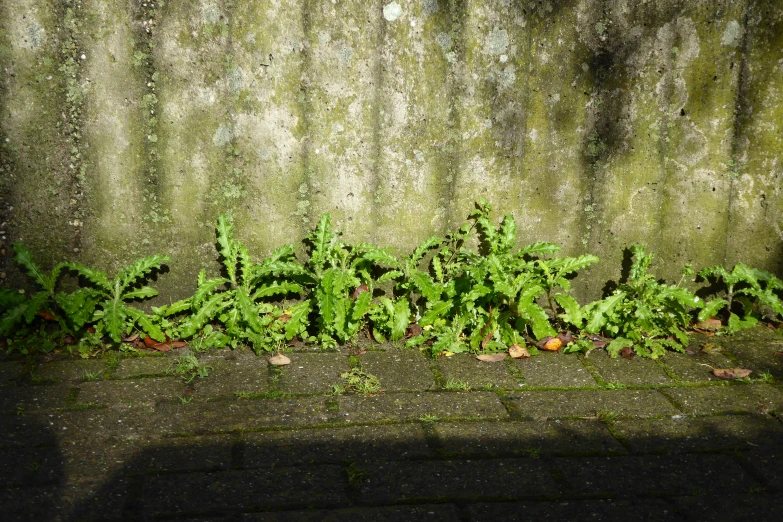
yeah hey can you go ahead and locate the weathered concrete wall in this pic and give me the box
[1,0,781,300]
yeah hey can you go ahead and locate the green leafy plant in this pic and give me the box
[698,263,783,333]
[406,200,596,356]
[561,244,700,359]
[0,244,69,342]
[64,254,170,343]
[295,214,400,347]
[166,213,302,352]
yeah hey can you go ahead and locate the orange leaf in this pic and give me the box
[712,368,752,380]
[37,309,56,321]
[143,335,157,348]
[541,338,562,351]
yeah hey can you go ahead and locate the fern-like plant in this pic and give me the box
[170,213,302,352]
[64,255,171,343]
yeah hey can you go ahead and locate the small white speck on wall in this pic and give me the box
[383,2,402,22]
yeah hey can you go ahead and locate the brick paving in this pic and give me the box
[1,329,782,521]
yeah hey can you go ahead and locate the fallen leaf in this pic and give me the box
[476,353,507,363]
[509,344,530,359]
[481,333,493,349]
[123,333,140,343]
[407,324,423,337]
[269,354,291,366]
[278,314,292,323]
[170,341,187,349]
[63,335,76,346]
[541,338,562,351]
[37,309,56,321]
[557,332,574,345]
[620,346,635,360]
[592,340,608,349]
[143,335,157,348]
[775,351,783,358]
[712,368,752,380]
[184,389,195,396]
[152,343,171,352]
[86,327,96,334]
[352,284,369,299]
[694,318,722,331]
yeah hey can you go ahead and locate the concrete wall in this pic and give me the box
[1,0,781,301]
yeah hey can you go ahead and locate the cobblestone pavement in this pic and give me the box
[1,328,782,521]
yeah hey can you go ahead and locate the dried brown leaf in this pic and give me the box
[152,343,171,352]
[695,318,722,331]
[476,353,507,363]
[557,332,574,345]
[269,354,291,366]
[620,346,635,360]
[352,284,369,300]
[509,344,530,359]
[123,333,140,343]
[712,368,752,380]
[407,324,423,338]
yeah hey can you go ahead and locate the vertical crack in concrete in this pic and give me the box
[440,0,467,233]
[297,0,315,228]
[60,0,86,258]
[135,1,167,236]
[722,3,752,266]
[368,0,387,245]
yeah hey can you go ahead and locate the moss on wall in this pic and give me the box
[1,0,781,302]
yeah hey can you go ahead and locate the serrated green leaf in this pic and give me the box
[236,287,266,334]
[390,298,410,341]
[252,281,302,300]
[102,299,128,342]
[359,246,401,268]
[179,292,231,338]
[117,254,170,290]
[0,288,26,309]
[377,270,403,284]
[409,271,441,302]
[216,213,237,284]
[192,277,228,308]
[351,290,372,322]
[0,302,28,336]
[498,215,516,254]
[555,294,583,327]
[158,298,192,317]
[516,300,556,340]
[285,300,312,341]
[432,255,444,283]
[420,301,452,326]
[697,298,727,322]
[125,307,166,342]
[21,292,49,324]
[519,242,560,257]
[56,288,102,329]
[122,286,159,300]
[65,262,112,292]
[585,292,626,333]
[12,243,46,289]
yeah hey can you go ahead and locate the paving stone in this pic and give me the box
[0,361,25,386]
[661,384,783,415]
[720,339,783,378]
[142,465,348,515]
[505,389,679,419]
[358,459,559,503]
[554,454,760,497]
[467,498,678,521]
[584,350,672,385]
[242,424,433,468]
[435,419,626,457]
[359,349,435,391]
[243,504,462,522]
[0,446,63,486]
[514,352,597,388]
[672,494,783,521]
[0,485,63,522]
[46,407,158,445]
[659,351,736,382]
[435,354,521,389]
[744,448,783,487]
[34,359,106,382]
[612,414,783,453]
[112,355,169,378]
[58,475,130,522]
[192,351,270,399]
[719,325,783,342]
[77,377,185,408]
[152,396,336,435]
[0,414,62,447]
[338,391,508,423]
[0,383,75,414]
[275,353,351,394]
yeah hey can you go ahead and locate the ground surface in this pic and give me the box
[1,327,782,521]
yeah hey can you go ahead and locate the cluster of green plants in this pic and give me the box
[1,201,781,359]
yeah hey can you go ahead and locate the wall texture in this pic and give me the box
[1,0,781,301]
